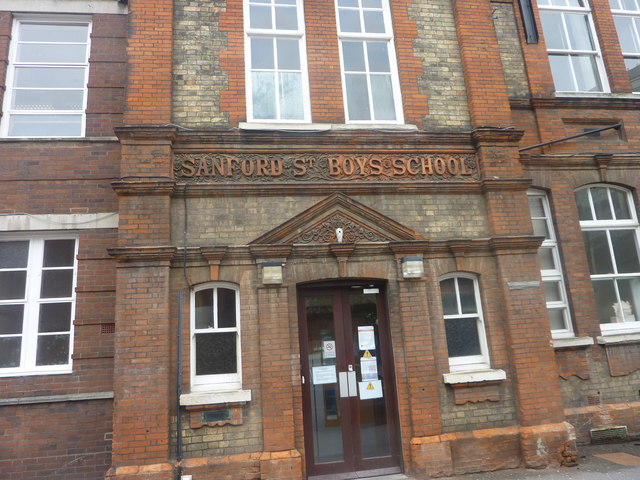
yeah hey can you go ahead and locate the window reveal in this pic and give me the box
[537,0,608,93]
[1,19,90,137]
[576,185,640,334]
[0,238,77,374]
[609,0,640,91]
[244,0,309,122]
[336,0,403,123]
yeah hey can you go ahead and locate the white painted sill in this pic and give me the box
[552,337,594,349]
[442,369,506,385]
[239,122,418,132]
[180,389,252,406]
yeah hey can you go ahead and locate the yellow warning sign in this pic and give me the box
[363,350,372,358]
[367,382,374,390]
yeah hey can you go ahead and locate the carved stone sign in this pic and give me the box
[173,153,478,183]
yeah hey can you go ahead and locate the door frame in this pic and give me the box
[297,280,402,479]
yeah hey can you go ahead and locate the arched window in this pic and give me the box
[191,283,241,390]
[575,185,640,334]
[439,274,490,372]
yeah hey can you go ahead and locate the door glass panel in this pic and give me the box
[306,295,344,464]
[350,292,390,459]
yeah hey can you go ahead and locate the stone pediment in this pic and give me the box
[250,193,425,245]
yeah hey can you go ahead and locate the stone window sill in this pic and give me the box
[239,122,418,132]
[597,332,640,345]
[442,369,506,385]
[552,336,594,349]
[180,389,251,406]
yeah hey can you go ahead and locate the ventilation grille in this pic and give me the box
[590,426,628,444]
[101,323,115,334]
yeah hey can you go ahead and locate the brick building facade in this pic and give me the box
[2,0,640,479]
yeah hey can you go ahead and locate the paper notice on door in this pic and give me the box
[358,325,376,350]
[359,380,383,400]
[360,356,378,381]
[312,365,337,385]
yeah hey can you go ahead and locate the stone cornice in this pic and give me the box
[522,153,640,169]
[111,178,176,196]
[480,178,532,192]
[108,246,176,264]
[114,125,179,142]
[471,127,525,145]
[489,236,544,253]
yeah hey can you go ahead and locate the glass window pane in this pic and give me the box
[593,279,618,323]
[548,308,567,330]
[624,58,640,91]
[610,230,640,273]
[43,239,75,267]
[363,0,382,7]
[38,303,72,332]
[528,196,546,218]
[195,332,237,375]
[279,72,304,119]
[544,281,563,302]
[338,0,358,6]
[367,42,391,72]
[0,337,21,368]
[252,71,276,119]
[20,23,88,43]
[0,305,24,335]
[370,75,395,121]
[217,288,237,328]
[617,277,640,321]
[575,189,593,220]
[532,219,550,238]
[611,189,632,219]
[458,278,478,314]
[445,317,481,357]
[572,55,603,92]
[345,74,371,121]
[440,278,458,316]
[250,5,272,29]
[549,55,575,91]
[12,89,85,111]
[591,187,613,220]
[623,0,639,9]
[538,247,557,270]
[565,13,594,50]
[14,67,86,88]
[41,270,74,298]
[17,44,87,63]
[0,241,29,268]
[8,114,83,137]
[277,39,300,70]
[195,289,214,329]
[0,272,27,300]
[363,11,385,33]
[342,41,366,72]
[540,11,568,50]
[339,9,362,33]
[583,230,614,274]
[35,334,70,365]
[614,16,638,52]
[251,38,275,69]
[275,5,298,30]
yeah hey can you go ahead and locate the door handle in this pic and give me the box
[339,371,349,398]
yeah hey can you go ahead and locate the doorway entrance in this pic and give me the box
[298,283,401,479]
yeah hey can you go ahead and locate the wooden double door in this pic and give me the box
[298,283,401,479]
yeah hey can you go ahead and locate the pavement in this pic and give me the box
[440,440,640,480]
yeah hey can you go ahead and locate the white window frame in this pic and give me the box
[609,0,640,92]
[243,0,311,123]
[528,189,574,338]
[335,0,404,124]
[190,282,242,392]
[576,185,640,335]
[0,235,78,376]
[537,0,609,93]
[440,273,490,372]
[1,16,91,138]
